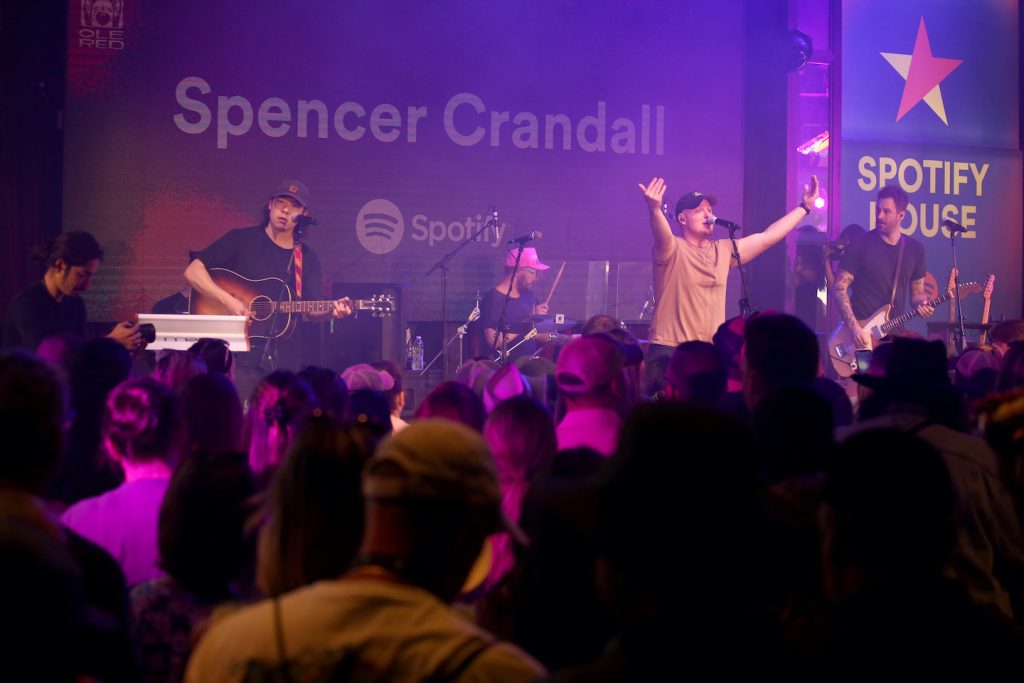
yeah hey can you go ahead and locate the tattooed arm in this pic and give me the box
[910,277,935,317]
[833,269,871,348]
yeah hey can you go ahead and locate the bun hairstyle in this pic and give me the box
[244,371,317,478]
[30,231,103,272]
[103,378,181,464]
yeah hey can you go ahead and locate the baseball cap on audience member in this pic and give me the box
[363,420,527,543]
[272,180,311,208]
[556,334,624,394]
[483,363,531,413]
[454,359,501,397]
[504,247,550,270]
[853,338,952,395]
[342,364,395,392]
[955,348,1000,381]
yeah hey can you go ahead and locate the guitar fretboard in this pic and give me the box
[879,286,974,335]
[278,300,335,314]
[275,299,387,314]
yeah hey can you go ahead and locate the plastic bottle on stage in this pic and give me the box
[410,336,425,372]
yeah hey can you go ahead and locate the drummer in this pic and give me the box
[478,247,553,360]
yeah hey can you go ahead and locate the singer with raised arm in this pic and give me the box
[477,246,552,360]
[184,180,352,384]
[831,184,933,351]
[637,175,819,363]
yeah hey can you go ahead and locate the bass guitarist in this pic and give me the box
[184,179,353,373]
[832,184,934,351]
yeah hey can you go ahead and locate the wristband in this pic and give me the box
[799,202,812,215]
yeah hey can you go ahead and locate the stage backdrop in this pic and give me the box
[839,0,1022,335]
[64,0,750,327]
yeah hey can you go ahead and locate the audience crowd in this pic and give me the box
[3,313,1024,682]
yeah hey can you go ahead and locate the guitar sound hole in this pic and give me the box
[250,296,273,321]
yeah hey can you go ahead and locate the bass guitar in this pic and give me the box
[189,268,394,342]
[828,281,980,378]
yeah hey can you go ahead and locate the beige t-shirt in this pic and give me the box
[185,577,545,683]
[648,237,734,346]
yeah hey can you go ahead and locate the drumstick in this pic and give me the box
[542,261,566,307]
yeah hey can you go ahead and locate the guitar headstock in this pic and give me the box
[356,293,395,318]
[958,281,981,297]
[983,274,995,301]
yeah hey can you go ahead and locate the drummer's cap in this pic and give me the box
[505,247,550,270]
[556,334,624,394]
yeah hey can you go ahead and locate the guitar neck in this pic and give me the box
[277,299,377,314]
[879,291,952,334]
[979,298,993,345]
[277,300,335,314]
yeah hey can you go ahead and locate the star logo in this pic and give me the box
[880,17,963,125]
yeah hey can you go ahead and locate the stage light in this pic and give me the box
[797,130,829,155]
[785,30,813,72]
[814,196,826,210]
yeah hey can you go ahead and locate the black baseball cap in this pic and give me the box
[272,180,311,208]
[675,191,717,214]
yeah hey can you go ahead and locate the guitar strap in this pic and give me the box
[888,238,906,312]
[293,244,303,298]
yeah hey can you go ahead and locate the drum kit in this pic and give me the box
[433,258,650,366]
[489,314,577,361]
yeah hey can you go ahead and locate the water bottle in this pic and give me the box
[411,336,425,372]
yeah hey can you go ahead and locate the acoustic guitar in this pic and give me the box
[189,268,394,342]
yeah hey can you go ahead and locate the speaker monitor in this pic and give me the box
[316,282,400,371]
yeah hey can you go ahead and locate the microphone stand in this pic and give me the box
[639,283,655,319]
[257,225,302,372]
[420,298,480,375]
[949,228,967,353]
[725,223,757,318]
[426,210,497,379]
[495,328,537,361]
[492,244,526,364]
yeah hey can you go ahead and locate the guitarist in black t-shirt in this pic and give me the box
[184,180,352,371]
[832,184,935,352]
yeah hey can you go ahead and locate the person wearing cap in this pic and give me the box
[555,334,626,456]
[476,247,554,361]
[184,180,353,375]
[344,361,409,433]
[843,337,1024,619]
[637,175,819,360]
[184,420,546,683]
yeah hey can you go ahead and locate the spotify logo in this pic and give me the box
[356,199,404,254]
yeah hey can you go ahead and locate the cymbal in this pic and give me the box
[531,315,579,333]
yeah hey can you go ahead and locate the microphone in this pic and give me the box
[707,214,741,231]
[467,290,481,324]
[943,218,968,233]
[508,231,542,245]
[292,214,319,226]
